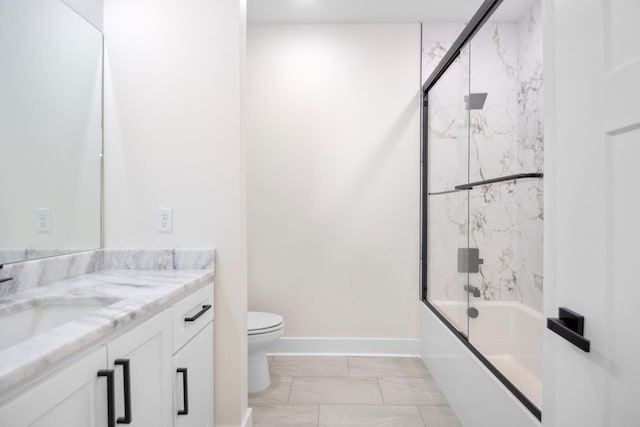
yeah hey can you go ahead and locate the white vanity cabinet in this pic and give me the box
[107,308,174,427]
[0,282,214,427]
[172,283,215,427]
[0,346,108,427]
[173,322,214,427]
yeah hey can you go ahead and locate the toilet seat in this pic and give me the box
[248,312,284,335]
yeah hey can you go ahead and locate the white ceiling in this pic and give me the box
[247,0,538,24]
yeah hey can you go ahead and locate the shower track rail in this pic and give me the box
[427,172,543,195]
[455,172,543,190]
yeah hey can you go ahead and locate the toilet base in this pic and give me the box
[248,350,271,393]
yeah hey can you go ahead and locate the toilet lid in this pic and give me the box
[248,312,284,335]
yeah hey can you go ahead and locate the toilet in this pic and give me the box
[247,311,284,393]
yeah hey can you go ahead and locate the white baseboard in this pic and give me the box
[267,337,420,357]
[241,408,252,427]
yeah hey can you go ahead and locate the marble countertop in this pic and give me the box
[0,268,213,396]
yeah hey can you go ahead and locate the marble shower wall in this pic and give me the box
[515,1,544,311]
[424,0,544,312]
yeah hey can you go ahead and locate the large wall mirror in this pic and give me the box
[0,0,103,265]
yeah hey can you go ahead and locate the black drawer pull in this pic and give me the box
[97,369,116,427]
[185,304,211,322]
[115,359,133,424]
[547,307,591,352]
[177,368,189,415]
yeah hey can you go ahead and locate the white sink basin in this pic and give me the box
[0,299,113,351]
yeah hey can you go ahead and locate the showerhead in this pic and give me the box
[465,92,488,110]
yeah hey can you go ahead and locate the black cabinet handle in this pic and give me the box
[547,307,591,352]
[177,368,189,415]
[115,359,133,424]
[185,305,211,322]
[98,369,116,427]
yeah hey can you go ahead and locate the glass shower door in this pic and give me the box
[422,1,545,418]
[463,19,544,409]
[425,45,470,336]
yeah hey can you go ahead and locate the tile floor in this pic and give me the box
[249,356,463,427]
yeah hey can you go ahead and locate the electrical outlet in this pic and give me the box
[35,208,52,233]
[157,207,173,233]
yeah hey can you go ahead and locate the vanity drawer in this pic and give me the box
[172,282,214,353]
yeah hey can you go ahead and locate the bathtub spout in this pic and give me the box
[464,285,481,298]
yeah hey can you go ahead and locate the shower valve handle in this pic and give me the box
[458,248,483,273]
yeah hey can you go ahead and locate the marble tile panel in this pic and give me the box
[173,248,215,270]
[0,248,216,298]
[100,249,174,270]
[0,250,101,296]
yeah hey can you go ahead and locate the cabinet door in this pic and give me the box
[0,346,108,427]
[107,309,173,427]
[174,322,214,427]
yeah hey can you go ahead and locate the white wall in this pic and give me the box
[62,0,103,30]
[247,0,537,24]
[247,24,421,341]
[103,0,248,425]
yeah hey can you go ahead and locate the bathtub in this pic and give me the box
[434,300,543,406]
[420,301,542,427]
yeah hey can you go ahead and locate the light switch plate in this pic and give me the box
[157,207,173,233]
[35,208,52,233]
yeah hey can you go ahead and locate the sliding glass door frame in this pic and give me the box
[419,0,541,420]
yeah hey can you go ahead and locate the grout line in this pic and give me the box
[287,376,293,403]
[277,377,388,407]
[347,375,431,379]
[263,357,448,423]
[306,402,404,407]
[417,404,428,427]
[377,377,385,405]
